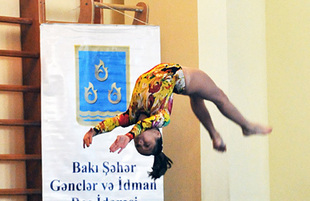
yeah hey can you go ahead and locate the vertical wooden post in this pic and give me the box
[132,2,148,25]
[94,0,103,24]
[20,0,42,200]
[78,0,94,23]
[39,0,46,24]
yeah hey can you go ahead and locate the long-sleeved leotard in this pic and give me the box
[93,63,186,139]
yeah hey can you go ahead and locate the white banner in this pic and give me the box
[41,24,162,201]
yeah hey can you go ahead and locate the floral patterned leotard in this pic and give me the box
[93,63,186,138]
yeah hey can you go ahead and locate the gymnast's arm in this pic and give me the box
[108,110,171,154]
[126,109,171,140]
[83,111,134,148]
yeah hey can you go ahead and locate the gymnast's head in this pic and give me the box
[134,127,161,156]
[134,127,173,180]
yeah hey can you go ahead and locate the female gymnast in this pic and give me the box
[83,63,272,179]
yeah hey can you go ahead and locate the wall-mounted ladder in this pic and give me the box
[0,0,44,200]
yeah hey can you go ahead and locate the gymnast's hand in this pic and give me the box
[83,128,96,148]
[109,135,131,154]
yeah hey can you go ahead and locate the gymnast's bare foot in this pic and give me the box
[242,122,272,136]
[212,134,227,152]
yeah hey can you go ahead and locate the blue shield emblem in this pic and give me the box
[75,45,130,125]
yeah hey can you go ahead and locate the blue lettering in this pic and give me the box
[73,162,80,173]
[102,161,109,176]
[50,179,61,191]
[50,179,98,191]
[102,161,136,176]
[73,161,98,173]
[118,177,157,191]
[101,182,114,191]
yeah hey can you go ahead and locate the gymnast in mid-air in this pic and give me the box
[83,63,272,179]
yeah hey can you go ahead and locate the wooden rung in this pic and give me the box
[94,2,144,12]
[0,119,41,127]
[0,84,40,93]
[0,16,33,25]
[0,154,41,161]
[0,188,41,195]
[45,20,79,24]
[0,50,39,58]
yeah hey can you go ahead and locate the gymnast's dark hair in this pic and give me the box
[148,136,173,180]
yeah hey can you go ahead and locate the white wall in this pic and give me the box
[267,0,310,200]
[226,1,270,200]
[198,0,270,200]
[198,0,230,200]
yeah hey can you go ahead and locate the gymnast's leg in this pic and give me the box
[182,67,272,136]
[190,94,226,151]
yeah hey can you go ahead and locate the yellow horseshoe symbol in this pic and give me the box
[108,82,121,104]
[95,60,108,81]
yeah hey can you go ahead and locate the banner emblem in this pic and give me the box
[84,82,98,104]
[75,45,130,125]
[95,60,109,81]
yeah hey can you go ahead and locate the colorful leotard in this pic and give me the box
[93,63,186,138]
